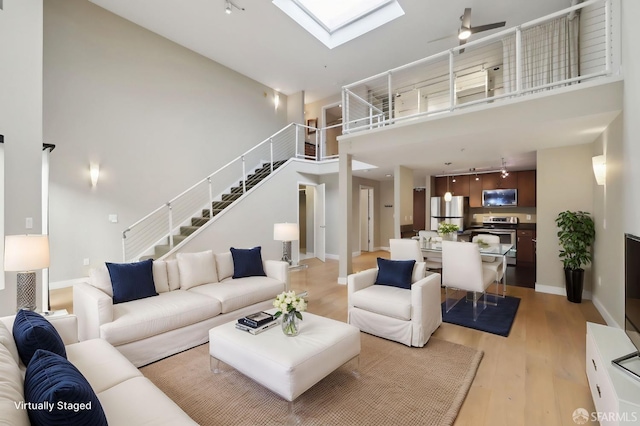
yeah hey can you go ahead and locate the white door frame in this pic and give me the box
[296,182,326,262]
[359,186,374,252]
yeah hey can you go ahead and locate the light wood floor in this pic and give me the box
[51,251,605,426]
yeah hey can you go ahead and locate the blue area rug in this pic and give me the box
[441,295,521,337]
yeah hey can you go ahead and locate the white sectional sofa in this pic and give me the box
[0,314,197,425]
[73,250,289,367]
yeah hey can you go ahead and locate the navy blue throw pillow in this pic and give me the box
[230,246,266,279]
[375,258,416,289]
[13,309,66,366]
[106,259,158,304]
[25,349,108,426]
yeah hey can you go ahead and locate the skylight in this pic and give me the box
[273,0,404,49]
[294,0,393,33]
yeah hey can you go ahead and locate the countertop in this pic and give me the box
[466,223,537,231]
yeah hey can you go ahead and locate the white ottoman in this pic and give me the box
[209,312,361,402]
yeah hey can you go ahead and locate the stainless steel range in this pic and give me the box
[471,216,518,265]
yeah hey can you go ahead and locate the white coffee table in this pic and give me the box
[209,312,361,403]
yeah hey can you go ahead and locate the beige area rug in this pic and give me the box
[140,333,483,426]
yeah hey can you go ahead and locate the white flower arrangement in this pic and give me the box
[273,290,306,320]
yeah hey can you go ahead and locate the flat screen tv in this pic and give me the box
[482,189,517,207]
[612,233,640,381]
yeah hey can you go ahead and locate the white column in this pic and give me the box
[338,152,352,285]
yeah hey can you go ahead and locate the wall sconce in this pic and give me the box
[90,163,100,187]
[592,155,606,186]
[274,93,280,111]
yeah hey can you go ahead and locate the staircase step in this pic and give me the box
[212,200,233,209]
[155,245,171,257]
[202,208,226,218]
[180,226,200,236]
[230,184,257,194]
[173,234,188,245]
[221,192,242,202]
[191,217,210,227]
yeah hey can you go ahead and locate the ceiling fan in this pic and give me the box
[430,8,506,52]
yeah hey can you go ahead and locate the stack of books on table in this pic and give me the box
[236,311,277,335]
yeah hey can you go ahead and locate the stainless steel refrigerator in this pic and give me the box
[430,196,468,231]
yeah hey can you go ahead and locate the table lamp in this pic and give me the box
[273,223,299,265]
[4,234,50,311]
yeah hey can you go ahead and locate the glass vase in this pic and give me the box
[281,311,300,337]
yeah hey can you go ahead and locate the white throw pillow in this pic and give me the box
[166,259,180,291]
[89,265,113,297]
[176,250,219,290]
[152,261,170,293]
[215,252,234,281]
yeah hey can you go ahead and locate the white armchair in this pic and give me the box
[347,261,442,347]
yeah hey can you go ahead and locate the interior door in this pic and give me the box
[314,184,326,262]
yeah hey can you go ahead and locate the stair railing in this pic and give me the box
[122,123,306,262]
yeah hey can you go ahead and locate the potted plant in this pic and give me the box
[555,210,596,303]
[438,222,460,241]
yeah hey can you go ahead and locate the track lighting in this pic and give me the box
[458,27,472,40]
[224,0,244,15]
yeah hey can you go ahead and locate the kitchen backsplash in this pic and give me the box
[468,207,537,225]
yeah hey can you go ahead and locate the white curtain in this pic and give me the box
[502,13,580,93]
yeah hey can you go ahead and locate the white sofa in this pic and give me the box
[347,262,442,347]
[0,314,196,425]
[74,251,289,367]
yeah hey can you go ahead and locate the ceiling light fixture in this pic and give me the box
[225,0,244,15]
[500,157,509,178]
[458,27,471,40]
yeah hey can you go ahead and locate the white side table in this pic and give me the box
[40,309,69,318]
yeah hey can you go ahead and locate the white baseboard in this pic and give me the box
[380,246,390,252]
[337,277,347,285]
[592,295,622,328]
[325,253,339,260]
[534,283,592,300]
[50,277,87,290]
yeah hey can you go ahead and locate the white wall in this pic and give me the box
[379,180,395,249]
[591,114,624,326]
[394,165,413,237]
[536,144,594,295]
[619,0,640,325]
[0,0,44,315]
[43,0,288,281]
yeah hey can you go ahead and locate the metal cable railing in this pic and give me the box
[122,123,316,261]
[342,0,616,134]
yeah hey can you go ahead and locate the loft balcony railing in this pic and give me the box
[341,0,618,134]
[122,122,329,262]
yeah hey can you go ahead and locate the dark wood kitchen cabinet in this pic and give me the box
[517,170,536,207]
[450,175,470,197]
[434,177,447,197]
[434,176,469,197]
[517,230,535,265]
[469,175,483,207]
[482,172,518,190]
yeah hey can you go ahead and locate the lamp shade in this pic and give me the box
[592,155,606,186]
[4,235,50,271]
[274,223,299,241]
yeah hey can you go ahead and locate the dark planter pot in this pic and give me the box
[564,268,584,303]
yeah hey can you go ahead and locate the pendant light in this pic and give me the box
[444,175,453,202]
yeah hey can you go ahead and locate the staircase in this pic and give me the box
[140,160,288,260]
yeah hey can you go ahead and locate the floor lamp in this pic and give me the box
[4,235,50,311]
[274,223,299,265]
